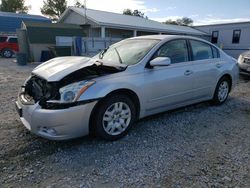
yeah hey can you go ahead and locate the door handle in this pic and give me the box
[216,63,222,68]
[184,70,193,76]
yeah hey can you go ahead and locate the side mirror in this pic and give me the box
[149,57,171,67]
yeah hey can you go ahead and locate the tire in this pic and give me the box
[91,94,136,141]
[2,49,13,58]
[212,77,231,105]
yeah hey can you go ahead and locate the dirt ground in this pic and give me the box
[0,58,249,188]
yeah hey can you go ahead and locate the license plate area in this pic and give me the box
[15,102,23,117]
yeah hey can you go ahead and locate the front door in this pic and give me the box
[143,39,196,114]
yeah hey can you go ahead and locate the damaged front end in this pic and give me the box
[19,63,126,109]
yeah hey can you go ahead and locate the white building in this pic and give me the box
[195,22,250,58]
[59,7,208,39]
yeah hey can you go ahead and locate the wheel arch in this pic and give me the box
[219,73,232,92]
[1,48,13,58]
[89,88,141,134]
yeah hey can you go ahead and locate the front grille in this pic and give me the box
[19,76,46,104]
[244,58,250,64]
[240,68,250,73]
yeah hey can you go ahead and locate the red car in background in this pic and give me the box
[0,35,19,58]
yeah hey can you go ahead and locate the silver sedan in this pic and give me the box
[16,35,239,140]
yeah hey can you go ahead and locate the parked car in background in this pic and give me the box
[238,50,250,76]
[15,35,239,141]
[0,35,18,58]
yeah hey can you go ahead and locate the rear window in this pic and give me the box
[0,37,7,42]
[190,40,213,61]
[8,38,18,43]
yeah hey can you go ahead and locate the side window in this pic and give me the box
[190,40,213,61]
[8,38,18,43]
[232,30,241,44]
[211,31,219,44]
[155,40,189,64]
[0,37,7,42]
[212,46,220,58]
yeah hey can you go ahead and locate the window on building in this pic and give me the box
[211,31,219,44]
[190,40,213,61]
[0,37,7,42]
[232,30,241,44]
[8,38,18,43]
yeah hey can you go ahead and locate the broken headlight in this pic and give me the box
[59,80,96,103]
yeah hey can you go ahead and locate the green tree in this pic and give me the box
[74,0,85,8]
[163,19,178,25]
[123,8,146,18]
[0,0,29,13]
[123,9,133,16]
[164,17,193,26]
[176,17,193,26]
[41,0,67,21]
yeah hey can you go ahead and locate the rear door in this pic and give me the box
[188,39,221,99]
[8,37,18,52]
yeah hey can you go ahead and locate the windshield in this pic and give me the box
[94,39,159,66]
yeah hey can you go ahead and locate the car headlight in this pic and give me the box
[238,55,244,64]
[59,80,96,103]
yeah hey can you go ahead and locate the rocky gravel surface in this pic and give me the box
[0,58,250,188]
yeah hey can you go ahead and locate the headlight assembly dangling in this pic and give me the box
[59,80,96,103]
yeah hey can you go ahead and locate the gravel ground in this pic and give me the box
[0,58,249,188]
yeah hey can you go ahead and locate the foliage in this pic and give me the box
[164,17,193,26]
[41,0,67,21]
[75,0,85,8]
[123,9,146,18]
[0,0,29,13]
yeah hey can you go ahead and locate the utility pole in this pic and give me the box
[84,0,87,24]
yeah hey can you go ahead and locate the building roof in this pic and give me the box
[0,11,50,20]
[22,21,86,44]
[195,21,250,27]
[0,11,51,33]
[23,21,83,29]
[60,7,208,36]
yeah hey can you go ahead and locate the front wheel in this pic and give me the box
[212,77,230,105]
[2,49,13,58]
[92,94,136,141]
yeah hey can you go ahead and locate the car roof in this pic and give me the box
[129,34,208,42]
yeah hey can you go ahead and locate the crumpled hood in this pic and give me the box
[32,56,94,81]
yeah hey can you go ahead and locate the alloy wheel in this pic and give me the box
[102,102,131,136]
[218,81,229,102]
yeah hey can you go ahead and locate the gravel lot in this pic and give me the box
[0,58,249,188]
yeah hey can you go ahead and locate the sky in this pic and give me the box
[24,0,250,25]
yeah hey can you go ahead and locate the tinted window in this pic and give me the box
[155,40,189,64]
[190,40,213,61]
[8,38,18,43]
[232,30,241,44]
[211,31,218,44]
[212,46,220,58]
[0,37,7,42]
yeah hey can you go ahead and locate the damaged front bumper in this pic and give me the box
[15,96,97,140]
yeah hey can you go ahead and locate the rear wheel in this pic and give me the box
[92,94,136,141]
[2,49,13,58]
[212,77,230,105]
